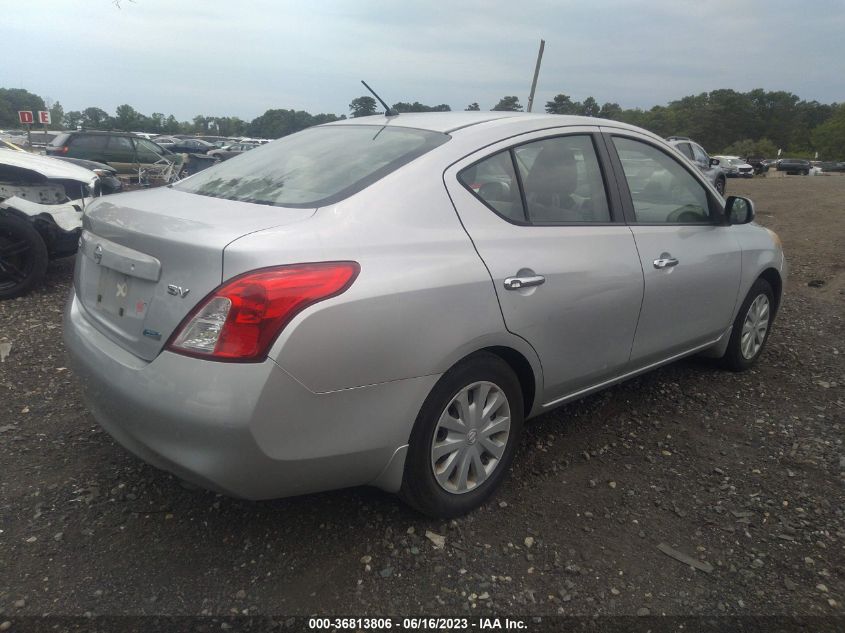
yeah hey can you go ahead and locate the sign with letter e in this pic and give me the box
[18,111,34,124]
[38,111,51,125]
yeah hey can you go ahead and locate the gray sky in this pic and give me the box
[3,0,844,121]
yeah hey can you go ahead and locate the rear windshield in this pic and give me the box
[49,133,70,147]
[174,125,450,208]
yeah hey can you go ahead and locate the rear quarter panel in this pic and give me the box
[222,151,542,395]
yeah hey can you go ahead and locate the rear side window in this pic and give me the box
[458,134,611,225]
[69,134,107,150]
[457,151,525,222]
[175,125,449,208]
[515,135,610,223]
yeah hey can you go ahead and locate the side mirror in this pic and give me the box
[725,196,755,225]
[710,158,721,167]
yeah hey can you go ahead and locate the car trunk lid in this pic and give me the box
[74,187,315,361]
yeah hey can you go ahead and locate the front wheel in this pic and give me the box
[400,353,524,517]
[721,279,775,371]
[0,214,48,300]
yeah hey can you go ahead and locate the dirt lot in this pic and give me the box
[0,175,843,628]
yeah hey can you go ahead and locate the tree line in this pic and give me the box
[2,87,843,159]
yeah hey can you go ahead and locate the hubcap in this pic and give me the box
[430,381,511,494]
[740,294,770,359]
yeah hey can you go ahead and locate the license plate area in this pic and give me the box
[94,266,149,320]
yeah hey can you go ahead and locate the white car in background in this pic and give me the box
[714,156,754,178]
[1,150,100,298]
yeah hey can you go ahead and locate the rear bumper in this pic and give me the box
[63,291,437,499]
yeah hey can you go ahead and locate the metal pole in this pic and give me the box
[526,39,545,113]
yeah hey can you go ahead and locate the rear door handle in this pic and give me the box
[653,257,679,269]
[504,274,545,290]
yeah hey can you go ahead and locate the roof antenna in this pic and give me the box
[361,80,398,117]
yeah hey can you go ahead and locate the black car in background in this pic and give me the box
[776,158,811,175]
[166,138,216,155]
[745,157,770,175]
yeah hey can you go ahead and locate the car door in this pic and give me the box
[603,131,742,366]
[103,135,138,174]
[134,138,166,170]
[444,129,644,404]
[66,134,108,162]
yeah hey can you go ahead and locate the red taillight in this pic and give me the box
[166,262,359,362]
[57,146,69,154]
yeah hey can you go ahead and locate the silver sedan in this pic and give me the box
[63,112,786,517]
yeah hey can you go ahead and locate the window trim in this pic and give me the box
[457,131,623,228]
[602,132,725,227]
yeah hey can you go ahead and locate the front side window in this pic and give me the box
[175,125,449,208]
[135,138,164,162]
[107,136,134,153]
[514,135,610,223]
[613,137,712,224]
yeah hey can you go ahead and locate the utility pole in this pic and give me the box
[526,39,545,113]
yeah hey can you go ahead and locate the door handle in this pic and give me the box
[653,257,679,269]
[504,274,545,290]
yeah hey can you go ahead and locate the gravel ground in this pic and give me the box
[0,175,842,626]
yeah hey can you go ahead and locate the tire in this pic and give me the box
[715,178,726,196]
[0,214,49,300]
[400,352,524,518]
[721,278,775,372]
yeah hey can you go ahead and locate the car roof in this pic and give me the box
[325,111,648,136]
[65,130,134,136]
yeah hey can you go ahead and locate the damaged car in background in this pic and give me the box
[0,151,102,299]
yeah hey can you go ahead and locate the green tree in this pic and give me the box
[64,110,83,130]
[349,96,377,118]
[391,101,451,113]
[81,107,111,129]
[0,88,46,126]
[49,101,65,128]
[598,102,622,119]
[544,94,580,115]
[811,104,845,159]
[465,102,480,111]
[580,97,600,117]
[492,96,523,112]
[149,112,165,133]
[164,114,181,134]
[114,104,141,131]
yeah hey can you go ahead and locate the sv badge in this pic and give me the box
[167,284,190,298]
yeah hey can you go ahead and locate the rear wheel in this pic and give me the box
[400,353,523,517]
[715,177,726,195]
[0,214,48,300]
[721,278,774,371]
